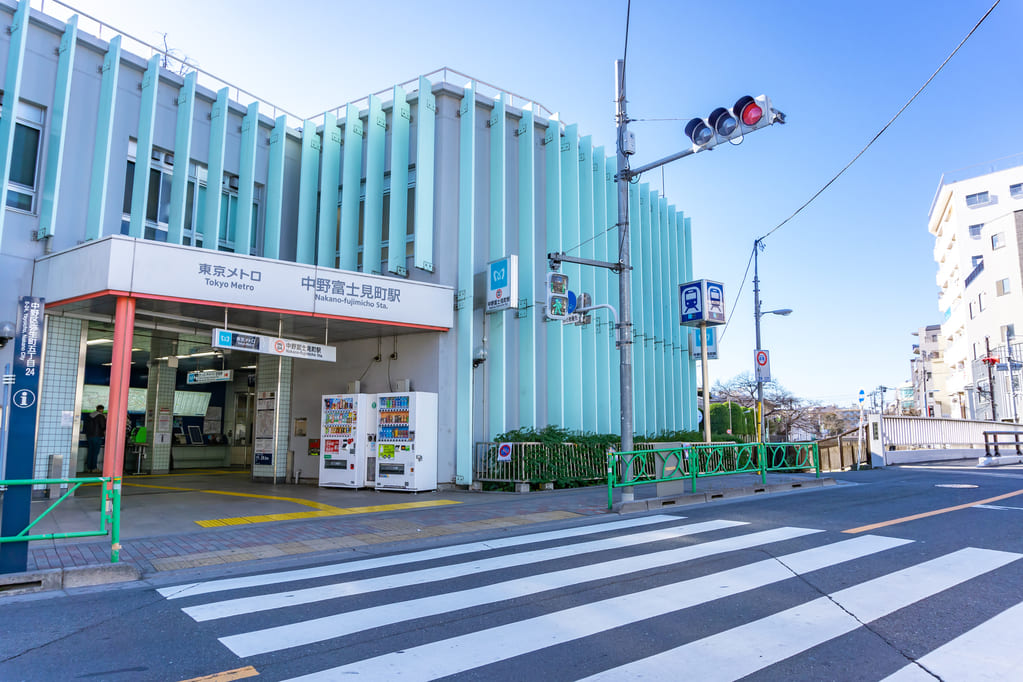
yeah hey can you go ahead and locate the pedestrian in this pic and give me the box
[85,404,107,473]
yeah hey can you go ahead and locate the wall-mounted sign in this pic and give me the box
[486,255,519,312]
[213,328,337,362]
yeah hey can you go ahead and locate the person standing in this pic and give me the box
[84,404,107,473]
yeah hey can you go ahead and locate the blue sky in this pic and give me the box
[50,0,1022,405]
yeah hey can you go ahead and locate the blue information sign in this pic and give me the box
[1,296,45,574]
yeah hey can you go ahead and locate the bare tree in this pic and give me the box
[159,33,198,76]
[712,372,819,440]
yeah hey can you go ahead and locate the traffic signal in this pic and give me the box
[684,94,782,150]
[545,271,570,320]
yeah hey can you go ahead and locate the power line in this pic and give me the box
[717,243,756,345]
[758,0,1000,243]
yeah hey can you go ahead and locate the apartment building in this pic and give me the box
[928,156,1023,421]
[909,324,948,417]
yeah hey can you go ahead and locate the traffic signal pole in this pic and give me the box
[614,59,636,503]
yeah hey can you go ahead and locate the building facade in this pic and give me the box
[0,2,699,490]
[928,156,1023,422]
[909,324,948,417]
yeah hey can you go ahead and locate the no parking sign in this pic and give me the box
[497,442,513,462]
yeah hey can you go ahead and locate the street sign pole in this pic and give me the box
[701,323,711,443]
[614,59,635,503]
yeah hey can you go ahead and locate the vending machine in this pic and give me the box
[319,393,377,488]
[374,392,438,491]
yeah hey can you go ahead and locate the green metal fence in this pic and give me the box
[607,441,820,509]
[0,476,122,563]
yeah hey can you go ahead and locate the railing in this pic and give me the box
[474,442,610,486]
[817,425,867,471]
[983,431,1023,456]
[882,416,1023,448]
[607,442,820,509]
[0,476,122,563]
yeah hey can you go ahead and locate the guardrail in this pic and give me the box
[607,442,820,509]
[0,476,122,563]
[473,442,610,486]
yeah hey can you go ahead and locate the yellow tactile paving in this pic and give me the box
[194,499,462,527]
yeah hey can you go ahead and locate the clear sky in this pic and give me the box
[43,0,1023,406]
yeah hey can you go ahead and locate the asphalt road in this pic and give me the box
[3,462,1023,681]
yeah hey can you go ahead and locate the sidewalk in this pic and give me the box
[5,469,833,583]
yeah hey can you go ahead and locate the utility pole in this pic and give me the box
[753,240,763,441]
[985,336,998,422]
[614,59,635,503]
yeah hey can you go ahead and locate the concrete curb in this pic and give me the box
[0,562,140,597]
[977,455,1023,467]
[614,477,836,514]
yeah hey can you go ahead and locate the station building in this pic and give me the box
[0,0,698,490]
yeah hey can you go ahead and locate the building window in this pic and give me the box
[340,168,417,273]
[122,152,260,254]
[1011,183,1022,198]
[969,300,976,319]
[971,254,984,268]
[1002,324,1016,343]
[1,100,44,213]
[966,191,990,207]
[968,223,983,238]
[996,278,1011,296]
[992,232,1006,250]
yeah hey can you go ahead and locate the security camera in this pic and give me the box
[0,321,14,349]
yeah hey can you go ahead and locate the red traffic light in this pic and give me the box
[733,95,763,126]
[982,356,1000,366]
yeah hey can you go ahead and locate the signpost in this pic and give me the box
[754,349,771,382]
[0,296,45,574]
[857,388,865,470]
[680,280,726,443]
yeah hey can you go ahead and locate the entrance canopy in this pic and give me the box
[32,235,454,341]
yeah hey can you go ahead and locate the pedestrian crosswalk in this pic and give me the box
[159,514,1023,681]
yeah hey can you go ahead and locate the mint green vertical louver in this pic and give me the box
[362,94,386,274]
[413,76,435,273]
[85,35,121,241]
[592,146,610,434]
[544,114,563,427]
[455,83,476,485]
[263,116,287,260]
[316,112,340,267]
[339,103,363,271]
[167,71,197,245]
[202,87,229,251]
[295,120,320,264]
[388,85,410,276]
[630,181,645,436]
[560,124,581,431]
[517,104,537,429]
[234,102,259,256]
[487,94,506,438]
[37,16,78,241]
[0,0,29,244]
[128,55,161,239]
[578,135,596,432]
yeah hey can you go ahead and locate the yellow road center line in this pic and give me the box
[177,665,258,682]
[844,487,1023,534]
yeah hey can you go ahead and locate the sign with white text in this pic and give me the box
[486,255,519,312]
[213,329,337,363]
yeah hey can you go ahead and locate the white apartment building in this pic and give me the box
[909,324,948,417]
[928,156,1023,421]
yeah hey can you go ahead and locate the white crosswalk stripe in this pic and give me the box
[183,518,748,621]
[881,601,1023,681]
[221,524,820,656]
[158,513,680,600]
[158,514,1023,681]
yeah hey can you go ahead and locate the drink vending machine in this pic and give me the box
[374,392,438,491]
[319,393,377,488]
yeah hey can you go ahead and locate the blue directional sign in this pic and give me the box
[680,280,726,327]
